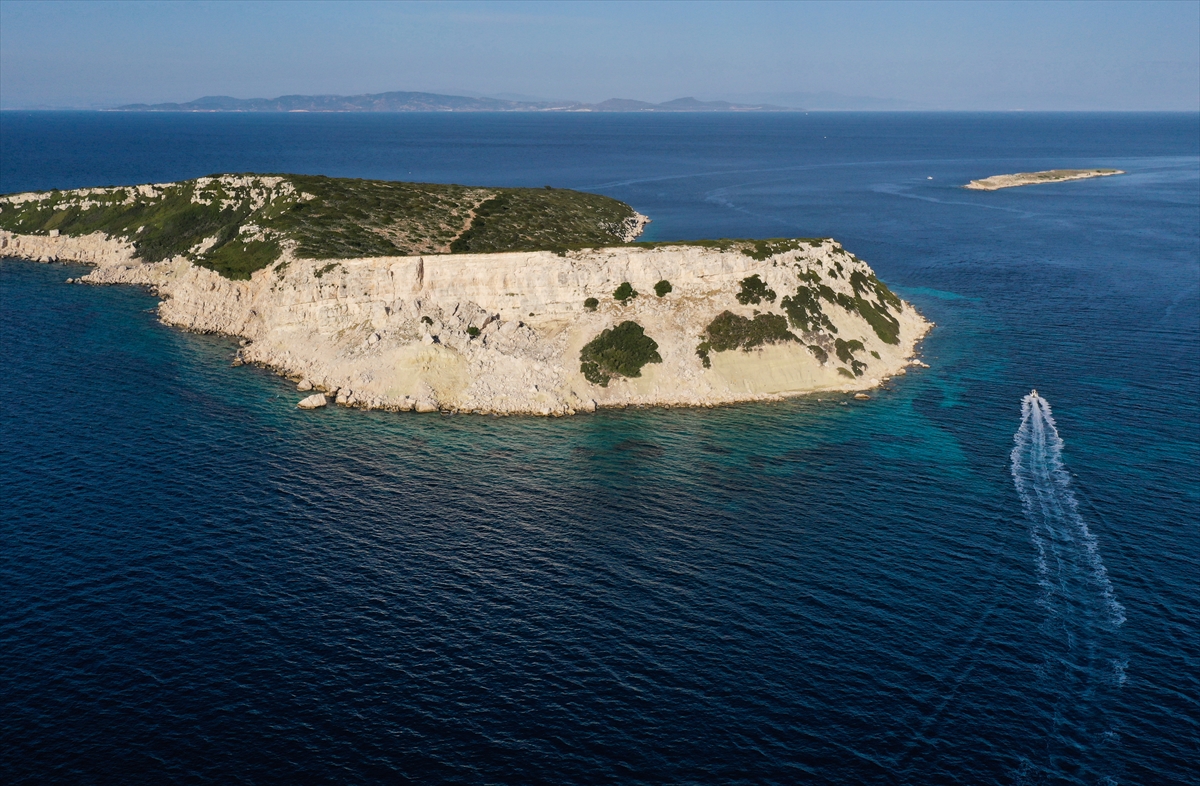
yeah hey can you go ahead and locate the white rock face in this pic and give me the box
[2,230,932,415]
[297,393,327,409]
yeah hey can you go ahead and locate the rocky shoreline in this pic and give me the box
[2,230,931,416]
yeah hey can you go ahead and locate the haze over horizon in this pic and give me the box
[1,0,1198,111]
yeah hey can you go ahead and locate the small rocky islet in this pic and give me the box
[0,174,931,415]
[964,168,1123,190]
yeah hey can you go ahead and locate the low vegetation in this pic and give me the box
[736,274,776,305]
[613,282,637,302]
[835,338,868,377]
[0,173,641,280]
[583,297,599,311]
[834,338,864,365]
[628,237,825,258]
[778,267,903,345]
[654,279,673,298]
[695,310,797,368]
[579,321,662,386]
[780,285,838,334]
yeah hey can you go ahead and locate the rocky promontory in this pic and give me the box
[1,175,930,415]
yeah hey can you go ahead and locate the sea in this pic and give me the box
[1,111,1197,785]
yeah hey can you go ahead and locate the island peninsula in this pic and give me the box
[964,168,1123,190]
[1,175,930,415]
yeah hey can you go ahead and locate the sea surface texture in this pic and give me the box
[2,112,1197,784]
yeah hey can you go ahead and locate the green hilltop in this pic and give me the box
[0,174,642,279]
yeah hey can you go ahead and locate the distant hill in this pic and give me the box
[114,91,792,113]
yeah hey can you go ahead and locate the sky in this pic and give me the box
[1,0,1197,111]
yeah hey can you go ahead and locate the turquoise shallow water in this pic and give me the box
[1,112,1198,783]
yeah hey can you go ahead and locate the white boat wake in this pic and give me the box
[1011,391,1125,628]
[1010,391,1127,783]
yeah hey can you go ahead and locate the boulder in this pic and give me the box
[854,393,870,400]
[297,393,327,409]
[296,379,313,391]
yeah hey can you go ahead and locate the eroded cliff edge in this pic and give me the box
[2,231,930,414]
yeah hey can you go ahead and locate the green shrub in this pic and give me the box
[584,297,599,311]
[837,368,855,379]
[579,321,662,387]
[780,285,837,334]
[834,338,865,365]
[736,274,776,305]
[627,237,823,257]
[741,238,820,260]
[808,345,829,364]
[467,326,481,338]
[421,315,433,325]
[703,311,795,352]
[695,311,797,368]
[778,277,902,345]
[850,270,903,311]
[654,279,673,298]
[613,281,637,302]
[853,296,900,345]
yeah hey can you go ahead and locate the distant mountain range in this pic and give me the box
[114,91,792,113]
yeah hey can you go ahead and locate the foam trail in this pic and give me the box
[1011,393,1125,627]
[1011,392,1128,783]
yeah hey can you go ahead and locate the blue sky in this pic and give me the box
[1,0,1197,110]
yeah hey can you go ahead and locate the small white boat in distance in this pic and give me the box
[1031,389,1039,398]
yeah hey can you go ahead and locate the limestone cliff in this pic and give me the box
[2,230,930,415]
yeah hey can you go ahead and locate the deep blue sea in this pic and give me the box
[2,112,1197,784]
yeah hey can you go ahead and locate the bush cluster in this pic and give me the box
[695,310,797,368]
[780,285,838,334]
[654,279,673,298]
[736,274,776,305]
[613,282,637,302]
[579,321,662,386]
[626,237,824,259]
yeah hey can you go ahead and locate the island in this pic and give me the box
[0,175,930,415]
[964,169,1123,190]
[113,90,789,113]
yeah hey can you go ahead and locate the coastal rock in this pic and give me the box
[297,379,313,391]
[297,393,327,409]
[2,228,932,416]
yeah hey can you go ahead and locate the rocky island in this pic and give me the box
[964,168,1123,190]
[1,174,930,415]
